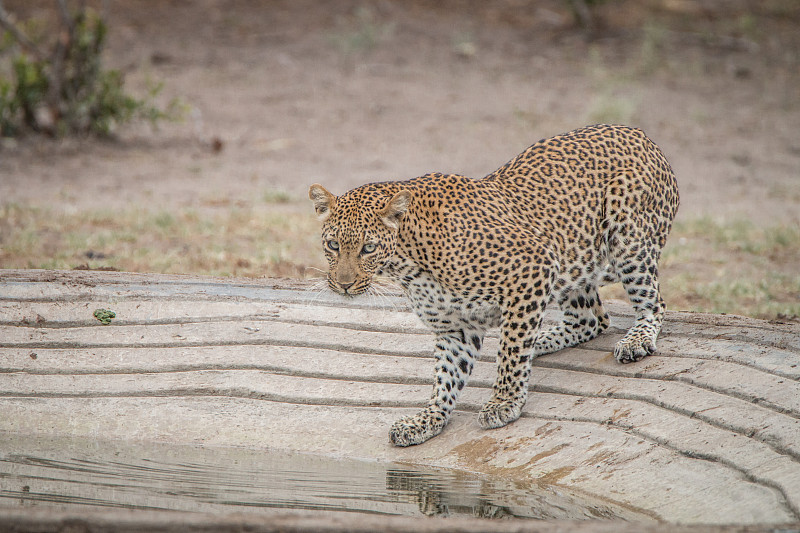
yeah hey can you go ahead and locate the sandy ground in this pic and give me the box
[0,0,798,228]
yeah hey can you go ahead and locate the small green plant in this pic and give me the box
[0,2,180,137]
[93,308,116,325]
[263,187,292,204]
[565,0,607,32]
[451,31,477,59]
[586,90,638,124]
[638,21,668,75]
[328,6,395,56]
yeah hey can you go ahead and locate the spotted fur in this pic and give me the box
[309,124,679,447]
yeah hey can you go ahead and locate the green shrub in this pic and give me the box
[0,4,178,137]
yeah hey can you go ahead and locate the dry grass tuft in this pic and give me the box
[0,200,324,279]
[2,201,797,321]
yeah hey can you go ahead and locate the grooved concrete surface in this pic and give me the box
[1,270,799,530]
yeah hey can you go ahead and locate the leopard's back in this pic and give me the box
[479,124,678,279]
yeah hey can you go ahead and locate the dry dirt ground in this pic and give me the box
[0,0,798,317]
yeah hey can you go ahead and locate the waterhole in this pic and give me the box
[0,433,643,520]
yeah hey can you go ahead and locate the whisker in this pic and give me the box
[374,274,401,288]
[367,282,399,313]
[372,279,403,306]
[303,277,331,306]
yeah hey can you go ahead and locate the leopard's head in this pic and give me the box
[308,183,412,296]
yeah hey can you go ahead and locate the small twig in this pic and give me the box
[46,39,66,129]
[56,0,74,35]
[568,0,595,32]
[48,0,79,127]
[0,0,46,61]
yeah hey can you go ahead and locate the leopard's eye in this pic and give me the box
[361,243,377,254]
[327,239,340,251]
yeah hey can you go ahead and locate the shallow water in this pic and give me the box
[0,433,638,520]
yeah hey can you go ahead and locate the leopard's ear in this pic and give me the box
[309,184,336,222]
[379,190,412,231]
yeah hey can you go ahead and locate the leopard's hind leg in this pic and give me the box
[608,237,666,363]
[534,284,610,355]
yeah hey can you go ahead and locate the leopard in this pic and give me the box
[309,124,679,447]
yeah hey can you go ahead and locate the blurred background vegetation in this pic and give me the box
[0,0,180,136]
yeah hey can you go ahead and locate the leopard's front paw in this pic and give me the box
[614,335,656,364]
[478,398,524,429]
[389,410,447,447]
